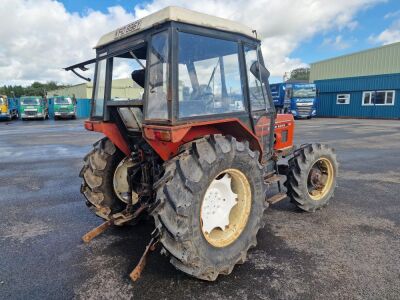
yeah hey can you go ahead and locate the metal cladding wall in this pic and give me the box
[315,73,400,119]
[310,42,400,81]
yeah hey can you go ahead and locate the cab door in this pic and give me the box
[243,45,275,162]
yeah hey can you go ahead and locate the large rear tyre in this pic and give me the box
[79,138,127,220]
[152,135,267,281]
[285,143,338,212]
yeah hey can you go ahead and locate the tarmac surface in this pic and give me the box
[0,118,399,300]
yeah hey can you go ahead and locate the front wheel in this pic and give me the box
[285,143,338,212]
[152,135,267,281]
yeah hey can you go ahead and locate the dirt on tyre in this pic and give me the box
[79,137,126,220]
[285,143,338,212]
[152,135,267,281]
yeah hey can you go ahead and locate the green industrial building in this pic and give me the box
[310,41,400,119]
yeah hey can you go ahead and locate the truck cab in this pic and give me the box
[49,96,77,119]
[0,95,19,121]
[285,83,317,119]
[20,96,49,120]
[270,82,317,118]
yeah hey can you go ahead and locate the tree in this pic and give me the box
[288,68,310,82]
[0,82,69,98]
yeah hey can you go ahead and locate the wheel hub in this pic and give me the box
[307,158,334,200]
[201,169,252,248]
[201,174,238,234]
[113,157,139,204]
[309,168,324,189]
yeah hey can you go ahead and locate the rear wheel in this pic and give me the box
[79,138,134,220]
[152,135,267,281]
[285,143,338,212]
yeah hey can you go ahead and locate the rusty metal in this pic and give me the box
[129,236,159,282]
[82,219,114,243]
[266,193,287,205]
[82,204,149,243]
[113,203,148,226]
[309,168,324,189]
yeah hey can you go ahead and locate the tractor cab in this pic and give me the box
[67,6,281,162]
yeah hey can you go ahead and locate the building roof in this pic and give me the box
[96,6,257,48]
[310,41,400,81]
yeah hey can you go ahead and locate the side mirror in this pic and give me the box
[250,61,270,84]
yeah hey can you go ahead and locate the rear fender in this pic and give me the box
[84,120,131,156]
[143,118,263,161]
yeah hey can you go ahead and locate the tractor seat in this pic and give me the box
[131,69,145,88]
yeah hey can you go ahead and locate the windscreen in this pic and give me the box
[21,98,41,105]
[0,97,5,105]
[54,97,72,104]
[292,84,316,98]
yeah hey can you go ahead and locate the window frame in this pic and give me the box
[336,94,350,105]
[172,22,259,124]
[90,53,109,119]
[362,90,395,106]
[375,90,395,106]
[362,91,373,106]
[144,29,171,121]
[175,30,246,119]
[243,43,270,112]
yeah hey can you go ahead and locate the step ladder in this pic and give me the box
[264,171,287,205]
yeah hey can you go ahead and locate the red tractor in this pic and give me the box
[66,7,338,281]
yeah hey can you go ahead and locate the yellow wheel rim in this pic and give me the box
[200,169,252,248]
[307,157,334,201]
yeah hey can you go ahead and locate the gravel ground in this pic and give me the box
[0,118,399,300]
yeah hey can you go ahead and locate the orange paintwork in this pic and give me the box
[84,120,131,156]
[273,114,295,151]
[85,114,295,162]
[143,118,263,161]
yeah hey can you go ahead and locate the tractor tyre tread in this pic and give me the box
[152,135,267,281]
[79,137,125,220]
[285,143,338,212]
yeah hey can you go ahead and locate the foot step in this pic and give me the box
[264,174,285,184]
[266,193,287,204]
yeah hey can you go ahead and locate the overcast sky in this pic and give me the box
[0,0,399,86]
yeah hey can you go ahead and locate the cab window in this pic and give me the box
[93,59,107,117]
[146,31,169,120]
[244,46,268,111]
[110,46,147,101]
[178,32,244,118]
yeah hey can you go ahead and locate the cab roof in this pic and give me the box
[95,6,258,48]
